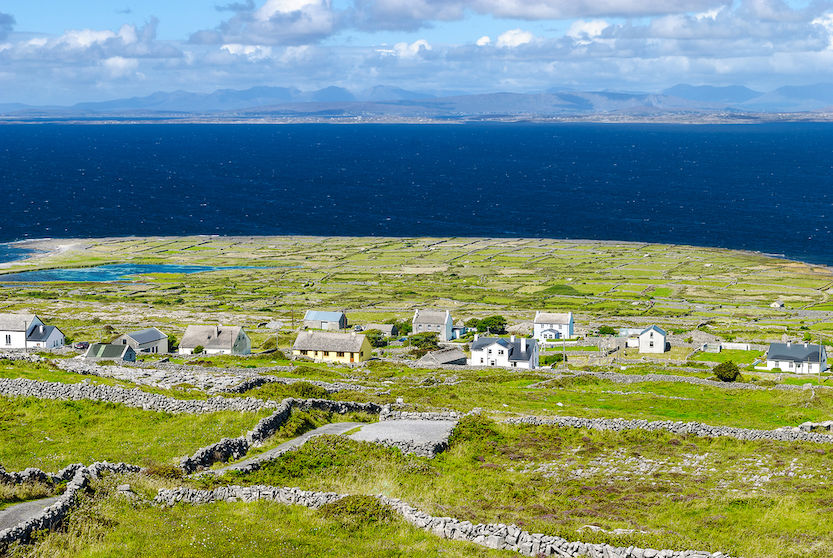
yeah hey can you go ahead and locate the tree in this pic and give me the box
[390,319,412,335]
[481,315,507,334]
[364,329,387,348]
[409,332,439,350]
[167,334,178,352]
[598,326,616,335]
[714,360,740,382]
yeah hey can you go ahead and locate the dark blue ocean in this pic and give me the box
[1,123,832,264]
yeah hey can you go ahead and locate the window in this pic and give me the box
[498,350,504,355]
[300,350,308,355]
[4,335,9,345]
[487,349,492,354]
[324,351,330,357]
[649,342,654,348]
[337,351,345,357]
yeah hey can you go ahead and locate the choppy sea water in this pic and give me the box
[1,122,832,264]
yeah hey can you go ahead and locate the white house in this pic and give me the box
[469,334,539,369]
[25,324,65,350]
[0,313,63,350]
[178,325,251,355]
[765,342,827,374]
[114,327,168,354]
[533,311,573,341]
[639,325,667,353]
[412,309,453,342]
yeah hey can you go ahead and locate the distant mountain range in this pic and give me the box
[2,83,832,119]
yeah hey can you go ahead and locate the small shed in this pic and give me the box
[364,323,398,337]
[418,347,468,366]
[114,327,168,354]
[84,343,137,362]
[303,311,348,331]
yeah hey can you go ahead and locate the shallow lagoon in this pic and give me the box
[0,263,264,282]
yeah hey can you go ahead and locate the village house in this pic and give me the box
[178,325,251,355]
[412,309,453,342]
[418,347,468,366]
[83,343,136,362]
[533,311,573,341]
[639,325,667,353]
[292,331,371,364]
[303,310,348,331]
[765,341,827,374]
[0,313,64,350]
[469,334,539,369]
[114,327,168,354]
[364,323,398,337]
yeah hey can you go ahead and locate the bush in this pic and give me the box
[319,495,394,528]
[363,329,387,348]
[260,337,277,351]
[193,345,204,355]
[143,463,184,479]
[598,326,616,335]
[714,360,741,382]
[448,414,504,446]
[291,381,330,400]
[540,353,565,366]
[409,333,439,350]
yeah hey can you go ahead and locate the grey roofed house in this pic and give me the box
[767,342,826,363]
[179,325,251,355]
[115,327,168,354]
[417,347,467,366]
[26,325,61,343]
[303,310,348,331]
[292,331,367,353]
[471,336,538,363]
[533,312,572,324]
[83,343,136,362]
[364,323,398,337]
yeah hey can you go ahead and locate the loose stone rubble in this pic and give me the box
[154,486,731,558]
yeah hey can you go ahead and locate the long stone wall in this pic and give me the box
[0,377,280,414]
[154,485,728,558]
[505,414,833,445]
[562,370,828,392]
[0,462,140,550]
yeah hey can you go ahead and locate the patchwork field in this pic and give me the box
[2,235,833,558]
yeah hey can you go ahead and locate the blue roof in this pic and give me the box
[304,310,345,321]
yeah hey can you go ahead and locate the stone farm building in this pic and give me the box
[84,343,136,362]
[0,313,64,350]
[114,327,168,354]
[469,334,539,369]
[418,347,468,366]
[765,342,828,374]
[533,311,573,341]
[292,331,372,364]
[364,323,398,337]
[412,309,453,342]
[303,311,348,331]
[178,325,251,355]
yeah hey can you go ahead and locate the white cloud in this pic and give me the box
[476,35,491,46]
[60,29,118,49]
[567,19,609,39]
[101,56,138,78]
[393,38,431,57]
[222,43,274,59]
[496,28,535,48]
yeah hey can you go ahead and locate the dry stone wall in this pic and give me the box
[154,485,730,558]
[379,409,462,421]
[0,377,280,414]
[0,462,139,550]
[505,415,833,445]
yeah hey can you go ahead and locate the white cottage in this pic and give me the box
[0,313,64,350]
[469,334,539,369]
[766,342,827,374]
[178,325,251,355]
[114,327,168,354]
[412,309,453,342]
[533,311,573,341]
[638,325,667,353]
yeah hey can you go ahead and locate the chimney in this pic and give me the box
[787,341,791,348]
[521,338,527,352]
[352,331,356,336]
[805,342,809,348]
[474,333,479,341]
[39,325,44,333]
[511,335,516,343]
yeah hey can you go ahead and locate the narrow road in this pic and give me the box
[0,496,61,532]
[215,421,366,473]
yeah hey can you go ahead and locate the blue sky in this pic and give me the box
[1,0,832,105]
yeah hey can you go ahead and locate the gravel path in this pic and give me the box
[0,497,61,531]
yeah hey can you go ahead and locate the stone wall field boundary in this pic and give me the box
[504,415,833,445]
[0,462,140,551]
[562,371,828,392]
[154,485,729,558]
[0,377,281,414]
